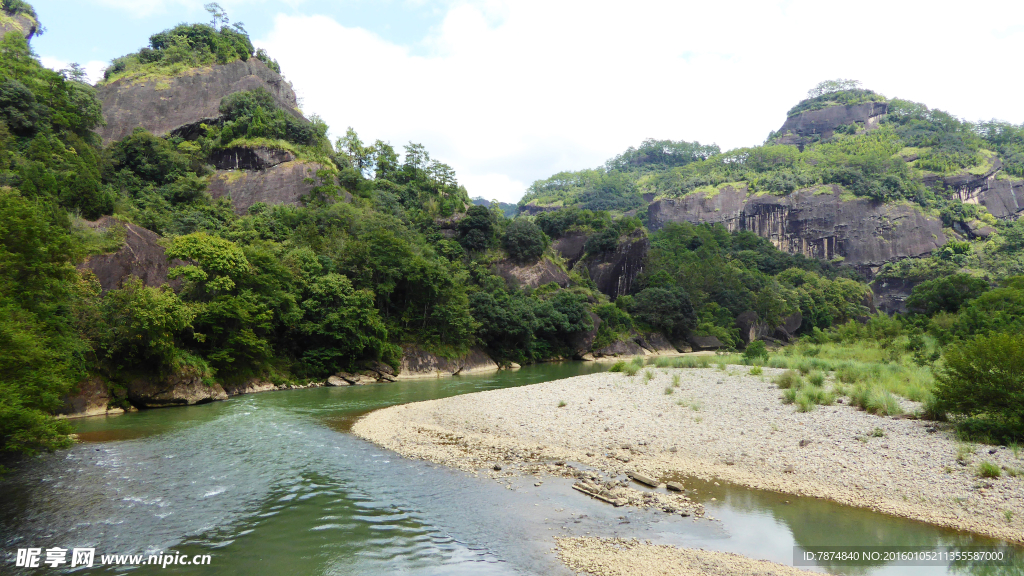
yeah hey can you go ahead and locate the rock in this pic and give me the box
[783,464,795,473]
[210,146,296,171]
[666,481,685,492]
[76,216,183,292]
[648,185,946,274]
[580,353,596,361]
[95,58,300,145]
[494,257,570,289]
[799,439,812,447]
[493,464,502,471]
[774,101,888,148]
[0,10,38,40]
[594,339,646,357]
[207,161,333,215]
[634,332,676,354]
[56,377,122,418]
[397,345,499,379]
[126,369,228,409]
[724,457,736,465]
[552,233,588,267]
[509,362,522,370]
[326,375,350,387]
[627,471,658,487]
[584,230,649,299]
[221,379,277,395]
[688,335,723,351]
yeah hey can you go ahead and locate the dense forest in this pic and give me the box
[1,6,1021,463]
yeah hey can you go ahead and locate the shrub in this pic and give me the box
[977,461,1002,479]
[807,371,826,387]
[775,370,803,389]
[749,365,763,375]
[664,387,673,395]
[503,218,548,263]
[623,364,640,377]
[932,332,1024,443]
[742,340,769,363]
[608,361,626,372]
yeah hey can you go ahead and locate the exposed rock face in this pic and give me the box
[126,370,228,408]
[207,161,326,214]
[947,168,1024,220]
[594,339,645,357]
[397,345,498,379]
[586,230,649,299]
[211,146,295,171]
[0,12,36,40]
[775,102,888,147]
[734,311,803,344]
[95,59,300,145]
[77,216,182,291]
[870,276,916,315]
[57,377,123,418]
[634,332,677,354]
[688,335,723,350]
[553,233,588,268]
[494,258,570,289]
[648,185,946,273]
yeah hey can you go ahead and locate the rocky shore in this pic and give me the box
[352,365,1024,552]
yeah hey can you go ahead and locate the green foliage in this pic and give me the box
[100,277,198,373]
[743,340,768,362]
[774,370,803,389]
[605,138,719,172]
[977,461,1002,479]
[215,88,323,148]
[788,82,884,117]
[503,218,547,263]
[933,332,1024,442]
[906,273,989,315]
[629,286,695,339]
[102,18,263,84]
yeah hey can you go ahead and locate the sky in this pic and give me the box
[28,0,1024,203]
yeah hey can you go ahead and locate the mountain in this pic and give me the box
[471,196,518,218]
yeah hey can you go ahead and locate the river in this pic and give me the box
[1,362,1020,575]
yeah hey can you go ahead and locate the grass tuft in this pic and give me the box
[977,461,1002,479]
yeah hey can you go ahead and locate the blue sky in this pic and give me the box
[27,0,1024,203]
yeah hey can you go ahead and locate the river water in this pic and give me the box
[1,363,1020,575]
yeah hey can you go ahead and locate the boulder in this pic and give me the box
[688,335,723,351]
[648,184,946,275]
[95,58,300,145]
[326,375,350,387]
[222,379,278,395]
[56,377,123,418]
[552,233,588,267]
[207,161,328,215]
[77,216,182,292]
[634,332,676,354]
[397,345,498,379]
[494,258,570,289]
[735,311,803,344]
[126,370,228,409]
[594,339,645,357]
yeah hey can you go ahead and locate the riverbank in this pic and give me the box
[352,365,1024,548]
[556,537,817,576]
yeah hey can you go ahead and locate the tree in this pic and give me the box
[906,274,989,315]
[100,277,197,373]
[457,205,496,252]
[630,286,696,339]
[503,218,547,263]
[933,332,1024,442]
[204,2,229,28]
[807,78,862,99]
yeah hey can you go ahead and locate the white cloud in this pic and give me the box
[258,1,1024,203]
[39,56,109,85]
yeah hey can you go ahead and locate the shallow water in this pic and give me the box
[1,362,1020,575]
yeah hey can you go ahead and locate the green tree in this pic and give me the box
[503,218,547,263]
[906,274,989,315]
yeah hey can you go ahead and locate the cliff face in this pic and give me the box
[494,258,570,289]
[77,216,181,291]
[775,101,888,148]
[207,161,327,215]
[585,230,649,299]
[648,185,946,273]
[0,12,37,40]
[95,59,300,145]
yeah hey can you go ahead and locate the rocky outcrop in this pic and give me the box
[585,230,649,299]
[0,11,38,40]
[553,233,588,267]
[734,311,803,344]
[775,101,888,148]
[95,58,300,145]
[494,258,570,289]
[126,370,228,409]
[207,161,327,214]
[950,172,1024,220]
[221,379,278,396]
[397,345,498,379]
[634,332,677,354]
[210,146,296,171]
[648,185,946,274]
[77,216,182,291]
[688,335,724,351]
[593,339,645,357]
[870,276,916,315]
[56,377,124,418]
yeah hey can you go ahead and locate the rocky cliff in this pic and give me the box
[95,59,300,145]
[494,257,570,289]
[207,160,326,215]
[77,216,182,291]
[397,345,498,379]
[648,185,946,273]
[0,11,37,40]
[585,230,649,299]
[774,101,888,148]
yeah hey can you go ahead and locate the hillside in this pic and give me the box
[1,1,1021,463]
